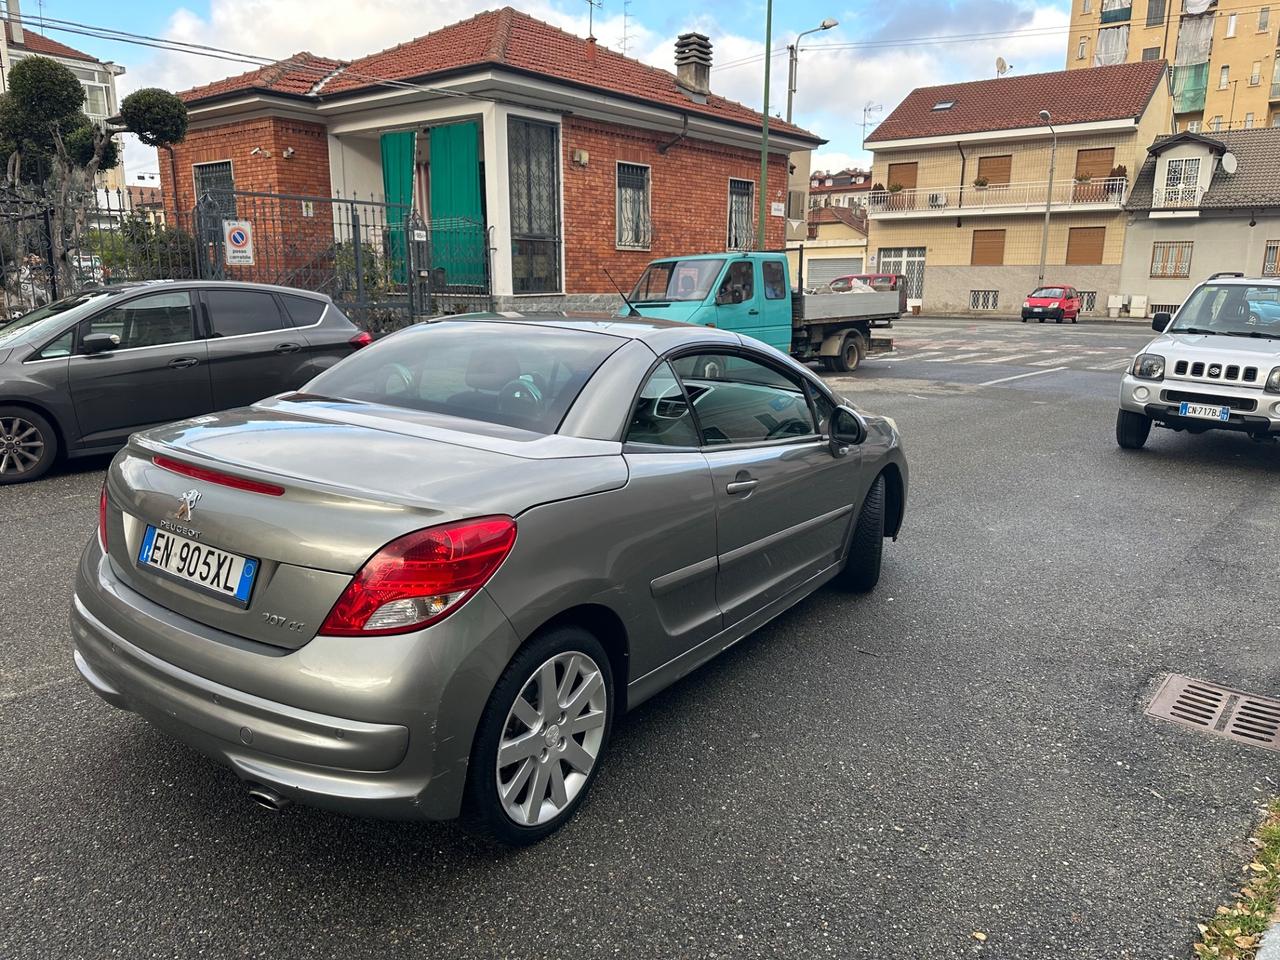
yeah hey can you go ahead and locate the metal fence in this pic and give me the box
[0,185,493,332]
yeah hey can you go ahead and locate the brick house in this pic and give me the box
[160,8,822,311]
[865,60,1171,314]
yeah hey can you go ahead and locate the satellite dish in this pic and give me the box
[996,57,1009,76]
[1221,152,1238,174]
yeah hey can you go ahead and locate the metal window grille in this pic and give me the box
[1150,303,1182,315]
[1078,290,1099,313]
[727,179,754,251]
[1151,241,1194,278]
[1146,0,1166,26]
[969,289,999,310]
[616,163,651,249]
[508,117,562,294]
[193,161,236,221]
[1142,45,1162,59]
[1264,241,1280,276]
[877,247,926,300]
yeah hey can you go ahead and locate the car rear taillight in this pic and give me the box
[98,483,108,552]
[349,330,373,349]
[153,455,285,496]
[320,516,517,636]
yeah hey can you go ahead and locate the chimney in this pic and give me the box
[675,32,712,101]
[586,35,597,63]
[7,0,24,45]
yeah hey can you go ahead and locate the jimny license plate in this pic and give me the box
[137,525,258,605]
[1179,401,1231,422]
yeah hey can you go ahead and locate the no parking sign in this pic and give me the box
[223,220,255,266]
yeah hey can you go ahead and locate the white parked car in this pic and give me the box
[1117,273,1280,449]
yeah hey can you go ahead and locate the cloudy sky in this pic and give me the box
[29,0,1073,180]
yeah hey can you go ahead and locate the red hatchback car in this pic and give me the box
[1021,285,1082,323]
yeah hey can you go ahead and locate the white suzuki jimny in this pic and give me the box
[1117,274,1280,449]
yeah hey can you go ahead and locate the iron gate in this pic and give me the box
[876,246,926,301]
[0,184,493,331]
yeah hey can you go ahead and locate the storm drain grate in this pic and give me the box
[1146,674,1280,753]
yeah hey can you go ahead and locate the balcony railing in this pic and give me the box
[1151,184,1205,208]
[867,177,1128,215]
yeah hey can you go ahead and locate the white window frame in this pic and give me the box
[1189,120,1202,132]
[1263,240,1279,276]
[1219,64,1230,88]
[727,178,755,252]
[1251,61,1263,85]
[615,161,652,251]
[1226,12,1237,36]
[1083,0,1092,12]
[1078,36,1089,58]
[1245,112,1256,128]
[1211,114,1223,131]
[1151,241,1194,278]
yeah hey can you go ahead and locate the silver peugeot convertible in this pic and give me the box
[71,314,907,845]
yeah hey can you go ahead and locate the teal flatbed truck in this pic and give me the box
[628,252,898,373]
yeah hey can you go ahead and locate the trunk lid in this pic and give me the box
[105,400,625,649]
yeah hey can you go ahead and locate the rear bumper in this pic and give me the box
[71,541,523,820]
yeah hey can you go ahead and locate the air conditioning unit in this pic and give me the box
[928,191,948,208]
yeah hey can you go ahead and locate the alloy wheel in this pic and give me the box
[496,651,607,826]
[0,416,45,477]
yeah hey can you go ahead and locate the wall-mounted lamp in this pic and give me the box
[282,147,295,159]
[249,146,273,158]
[572,148,589,166]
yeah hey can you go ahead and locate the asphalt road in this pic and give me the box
[3,317,1279,960]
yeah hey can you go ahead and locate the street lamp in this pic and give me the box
[786,18,839,123]
[1036,108,1057,287]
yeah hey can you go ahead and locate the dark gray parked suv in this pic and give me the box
[0,281,370,483]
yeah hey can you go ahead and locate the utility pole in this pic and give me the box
[757,0,773,251]
[785,19,837,124]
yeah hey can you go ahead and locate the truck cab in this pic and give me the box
[627,253,794,353]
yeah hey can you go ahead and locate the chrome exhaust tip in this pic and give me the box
[246,783,290,812]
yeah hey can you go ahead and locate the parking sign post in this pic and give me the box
[223,220,255,266]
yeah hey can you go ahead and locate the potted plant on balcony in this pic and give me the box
[1106,164,1128,200]
[886,182,908,210]
[972,176,989,190]
[1073,173,1102,202]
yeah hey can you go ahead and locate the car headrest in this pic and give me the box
[465,350,521,391]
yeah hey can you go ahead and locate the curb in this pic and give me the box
[1258,922,1280,960]
[912,314,1151,327]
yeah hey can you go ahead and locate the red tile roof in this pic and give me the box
[866,60,1167,143]
[181,52,347,103]
[808,205,867,233]
[4,22,98,62]
[180,7,820,142]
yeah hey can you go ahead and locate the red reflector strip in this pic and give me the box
[152,455,286,496]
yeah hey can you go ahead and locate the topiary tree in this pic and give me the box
[0,56,188,293]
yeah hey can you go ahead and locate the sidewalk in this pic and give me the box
[913,312,1152,327]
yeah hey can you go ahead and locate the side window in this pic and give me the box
[281,294,327,326]
[205,290,284,337]
[626,362,700,448]
[808,385,837,436]
[34,329,74,360]
[79,292,194,351]
[673,352,816,445]
[717,261,754,304]
[762,261,787,300]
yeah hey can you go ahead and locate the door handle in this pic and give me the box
[274,343,301,354]
[747,309,760,315]
[168,357,200,368]
[726,478,759,495]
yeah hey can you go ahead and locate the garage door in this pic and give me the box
[806,257,864,287]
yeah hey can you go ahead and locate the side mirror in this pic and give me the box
[81,333,119,354]
[829,405,867,457]
[1152,311,1172,333]
[714,289,731,306]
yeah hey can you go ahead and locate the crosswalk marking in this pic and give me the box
[975,353,1039,363]
[1029,355,1082,366]
[923,352,985,362]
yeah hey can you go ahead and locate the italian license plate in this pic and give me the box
[1179,401,1231,422]
[137,525,258,605]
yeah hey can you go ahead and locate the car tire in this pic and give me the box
[831,332,865,373]
[1038,317,1045,323]
[834,474,885,593]
[1070,315,1078,324]
[1055,316,1063,324]
[1021,316,1028,323]
[1116,409,1152,450]
[462,626,615,846]
[0,406,58,484]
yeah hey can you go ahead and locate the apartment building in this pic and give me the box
[1069,0,1280,132]
[808,168,872,211]
[864,61,1170,314]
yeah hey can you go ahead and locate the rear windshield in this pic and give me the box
[1030,287,1066,298]
[302,321,621,434]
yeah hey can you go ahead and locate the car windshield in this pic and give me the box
[1030,287,1066,298]
[630,259,725,303]
[1168,283,1280,338]
[0,291,115,347]
[301,321,622,434]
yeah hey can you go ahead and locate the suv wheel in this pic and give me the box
[0,407,57,484]
[1116,409,1152,450]
[464,627,614,845]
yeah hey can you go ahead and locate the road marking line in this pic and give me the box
[975,353,1038,363]
[978,366,1068,386]
[1030,355,1082,366]
[924,352,985,362]
[896,351,944,360]
[1086,359,1133,370]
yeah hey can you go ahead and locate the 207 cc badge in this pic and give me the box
[174,489,202,522]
